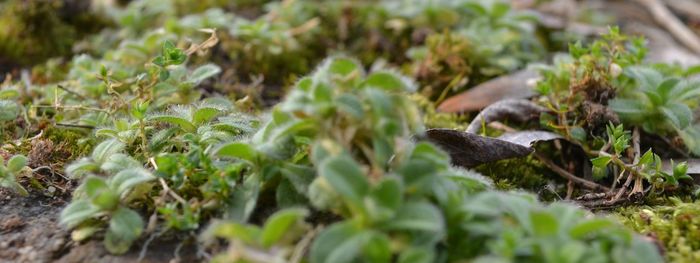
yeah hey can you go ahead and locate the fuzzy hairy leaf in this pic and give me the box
[319,155,369,203]
[91,139,126,164]
[105,207,143,254]
[6,155,27,173]
[108,168,155,196]
[260,208,308,248]
[60,199,101,229]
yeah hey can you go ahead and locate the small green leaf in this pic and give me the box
[217,142,258,162]
[109,168,155,196]
[100,154,141,174]
[367,177,402,221]
[60,199,101,228]
[613,136,629,155]
[379,201,445,245]
[260,208,308,248]
[6,155,27,173]
[673,161,689,178]
[590,156,611,168]
[327,57,362,78]
[163,40,176,52]
[93,190,119,211]
[152,56,165,67]
[363,71,414,92]
[0,100,20,122]
[398,247,434,263]
[159,70,170,81]
[210,222,261,244]
[189,64,221,84]
[71,226,100,242]
[0,89,19,99]
[319,155,369,203]
[310,222,367,263]
[66,158,99,179]
[638,149,654,166]
[84,176,109,198]
[660,104,692,129]
[609,99,646,116]
[192,107,221,125]
[363,233,391,263]
[91,139,126,164]
[569,127,587,142]
[105,207,144,254]
[335,94,364,119]
[569,218,615,238]
[148,115,195,132]
[530,211,559,236]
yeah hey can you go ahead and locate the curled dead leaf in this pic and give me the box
[465,99,547,134]
[423,129,562,167]
[437,70,538,113]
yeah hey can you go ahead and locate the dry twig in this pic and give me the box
[534,152,611,192]
[636,0,700,54]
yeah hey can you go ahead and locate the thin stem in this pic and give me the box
[534,152,610,192]
[158,178,188,205]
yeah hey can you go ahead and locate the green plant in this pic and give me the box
[203,208,311,263]
[617,197,700,262]
[460,191,663,262]
[152,40,188,81]
[610,66,700,155]
[590,123,692,195]
[206,57,662,262]
[59,169,154,254]
[0,1,684,261]
[0,154,29,196]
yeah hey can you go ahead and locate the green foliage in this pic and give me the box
[152,40,188,80]
[0,154,29,196]
[0,1,684,261]
[205,57,660,262]
[459,191,663,263]
[60,168,154,253]
[0,85,23,139]
[610,66,700,155]
[203,208,310,262]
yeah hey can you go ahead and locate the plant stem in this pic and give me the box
[534,152,610,192]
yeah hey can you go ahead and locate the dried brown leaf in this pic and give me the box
[437,70,538,113]
[423,129,562,167]
[465,99,547,134]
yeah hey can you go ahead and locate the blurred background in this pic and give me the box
[1,0,699,102]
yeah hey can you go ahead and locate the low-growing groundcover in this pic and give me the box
[1,0,699,262]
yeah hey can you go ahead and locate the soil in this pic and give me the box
[0,189,198,263]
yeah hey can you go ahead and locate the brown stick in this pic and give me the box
[636,0,700,54]
[665,0,700,20]
[631,127,645,195]
[534,152,611,192]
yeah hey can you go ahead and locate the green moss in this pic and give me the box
[0,0,108,66]
[474,156,551,192]
[616,197,700,263]
[44,127,93,157]
[409,94,467,130]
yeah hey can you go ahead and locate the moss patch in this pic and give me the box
[616,197,700,262]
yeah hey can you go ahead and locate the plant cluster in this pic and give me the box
[1,49,654,261]
[201,57,661,262]
[531,28,698,201]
